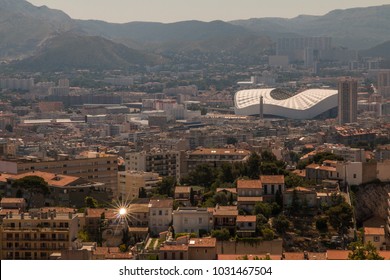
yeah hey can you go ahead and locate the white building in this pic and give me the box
[234,88,338,119]
[149,199,173,236]
[172,207,213,235]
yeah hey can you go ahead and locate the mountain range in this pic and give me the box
[1,0,390,71]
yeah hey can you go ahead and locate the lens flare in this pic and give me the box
[119,207,127,216]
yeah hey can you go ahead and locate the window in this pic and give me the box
[159,210,162,215]
[353,174,356,179]
[374,236,380,242]
[184,218,188,224]
[164,252,167,260]
[198,218,203,224]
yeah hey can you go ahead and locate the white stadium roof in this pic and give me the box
[234,88,338,119]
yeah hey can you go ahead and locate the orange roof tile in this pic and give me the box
[160,244,188,251]
[149,198,173,208]
[237,180,262,189]
[175,186,191,193]
[236,215,256,222]
[188,238,216,248]
[260,175,285,184]
[326,250,351,260]
[218,254,282,260]
[364,227,385,236]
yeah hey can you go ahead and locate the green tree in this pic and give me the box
[260,150,277,162]
[348,240,384,260]
[261,228,275,241]
[273,214,290,235]
[138,187,147,198]
[157,176,176,196]
[85,196,98,208]
[12,175,50,209]
[290,189,302,215]
[219,163,234,183]
[214,192,228,206]
[315,216,328,232]
[247,152,261,179]
[253,202,272,218]
[211,228,230,241]
[186,164,215,188]
[326,202,353,235]
[77,230,90,242]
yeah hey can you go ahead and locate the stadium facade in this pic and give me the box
[234,88,338,119]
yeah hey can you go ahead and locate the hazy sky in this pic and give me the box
[27,0,390,23]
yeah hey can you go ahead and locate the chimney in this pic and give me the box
[68,212,72,219]
[9,212,13,218]
[21,213,24,219]
[50,211,54,220]
[5,212,9,219]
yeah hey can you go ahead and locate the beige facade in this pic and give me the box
[126,149,180,180]
[0,152,118,198]
[0,210,79,260]
[363,227,386,251]
[117,171,160,200]
[188,238,217,260]
[172,207,213,235]
[149,199,173,236]
[184,148,250,176]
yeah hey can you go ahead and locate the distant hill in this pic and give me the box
[231,5,390,50]
[1,1,390,69]
[360,40,390,59]
[76,20,272,54]
[0,0,75,59]
[11,33,161,72]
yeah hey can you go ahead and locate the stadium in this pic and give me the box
[234,88,338,119]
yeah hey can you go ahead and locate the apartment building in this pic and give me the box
[183,148,250,176]
[0,152,118,198]
[0,210,79,260]
[0,171,108,208]
[126,149,180,180]
[117,171,160,200]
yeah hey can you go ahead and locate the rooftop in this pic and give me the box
[260,175,285,184]
[237,180,262,189]
[188,238,216,248]
[364,227,385,236]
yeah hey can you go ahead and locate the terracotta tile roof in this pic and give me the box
[40,207,75,214]
[364,227,385,236]
[292,169,306,177]
[213,206,238,216]
[283,252,327,260]
[149,198,173,208]
[379,251,390,260]
[160,244,188,251]
[188,238,216,248]
[2,171,91,188]
[0,198,25,204]
[128,204,149,213]
[236,215,256,222]
[216,188,237,194]
[85,208,117,219]
[237,180,262,189]
[326,250,351,260]
[94,247,133,259]
[218,254,282,260]
[260,175,285,184]
[175,186,191,194]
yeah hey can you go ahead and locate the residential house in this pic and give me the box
[260,175,285,201]
[212,205,238,234]
[188,238,217,260]
[149,199,173,236]
[172,207,213,235]
[174,186,192,206]
[236,180,262,213]
[363,227,386,251]
[236,215,257,237]
[283,187,317,209]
